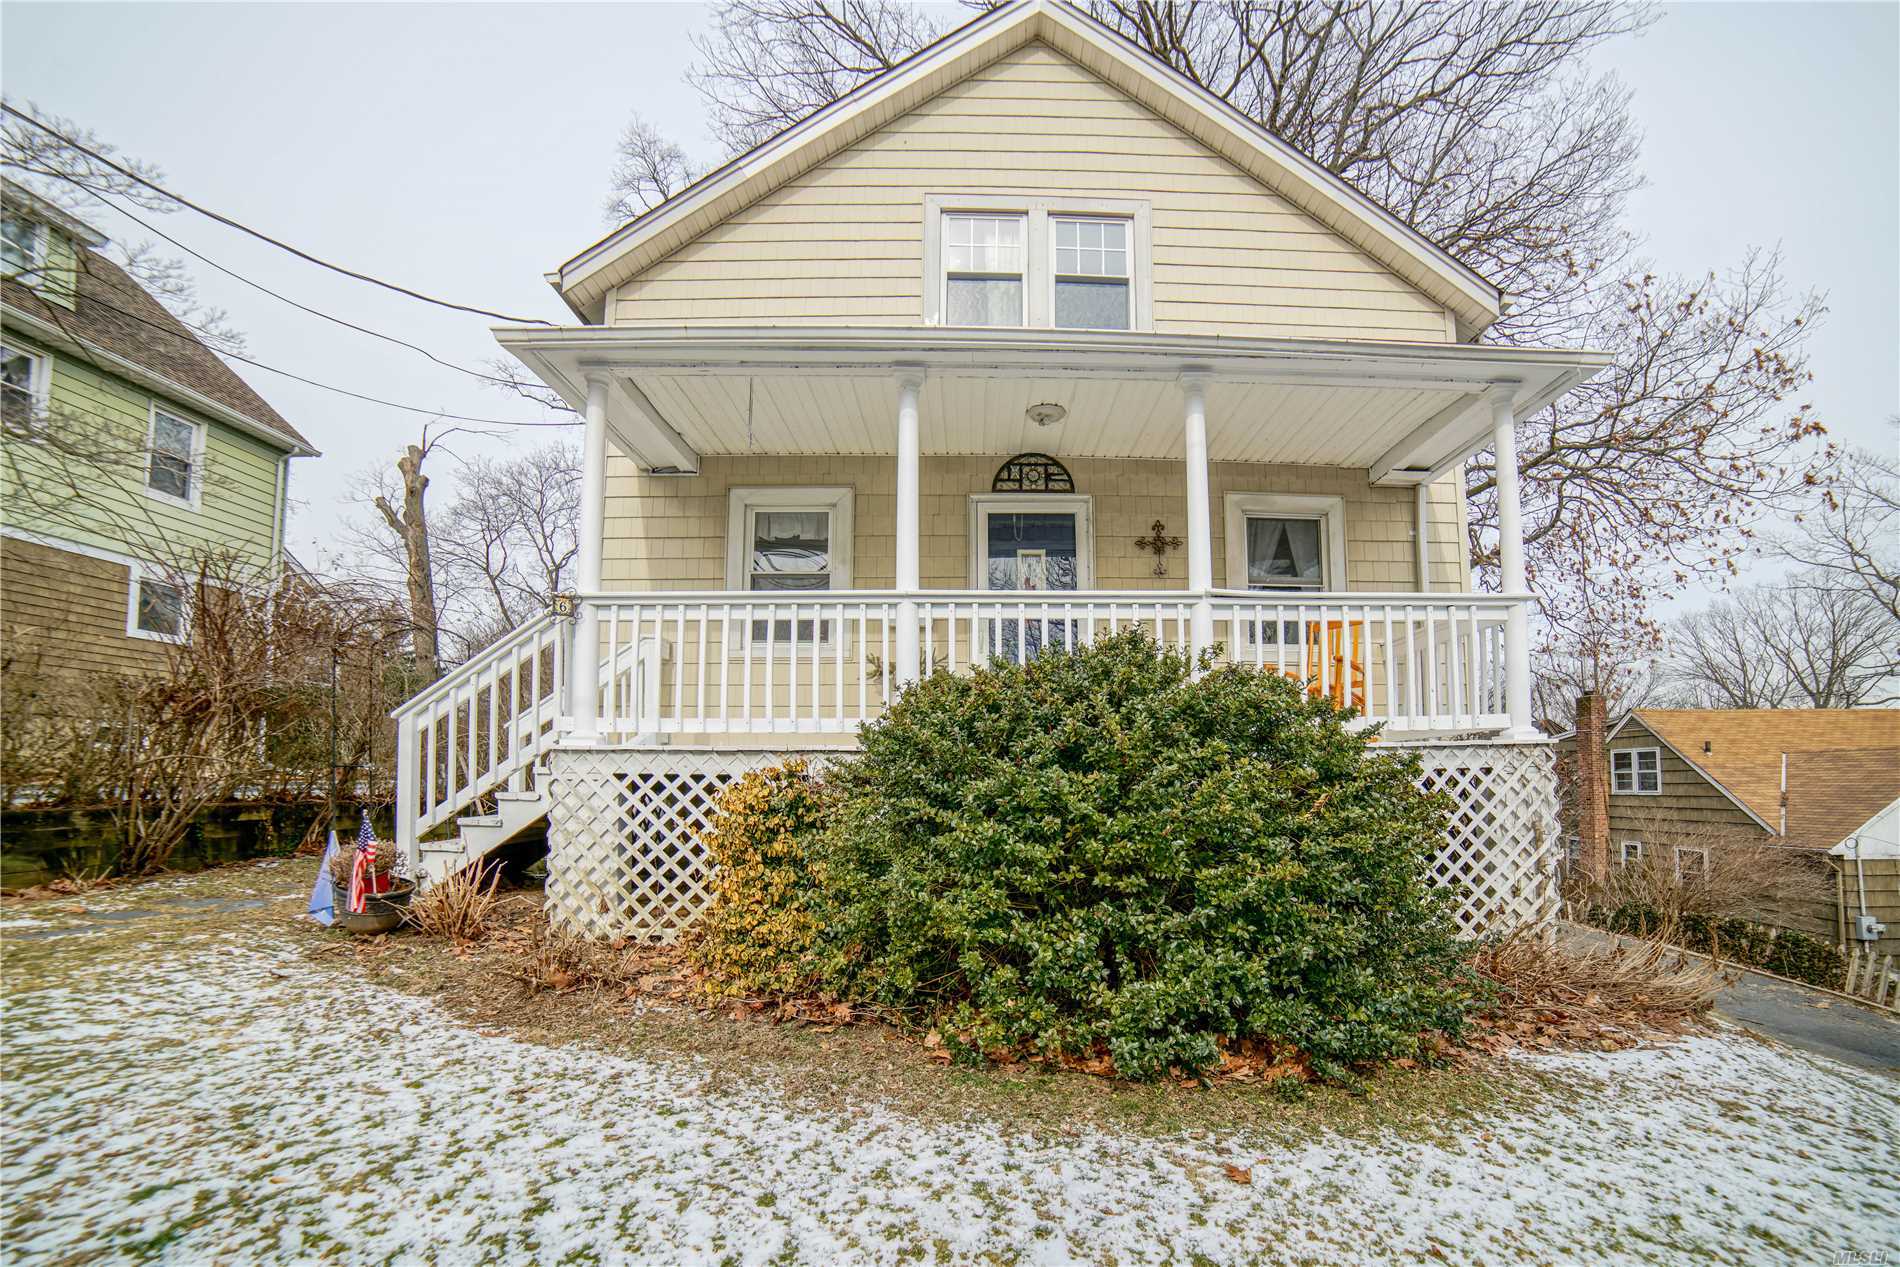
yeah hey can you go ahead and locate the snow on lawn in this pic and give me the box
[3,872,1895,1267]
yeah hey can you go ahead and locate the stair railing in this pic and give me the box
[392,611,566,871]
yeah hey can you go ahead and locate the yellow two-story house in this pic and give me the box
[391,0,1609,941]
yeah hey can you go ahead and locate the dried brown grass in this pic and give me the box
[405,864,501,942]
[1466,925,1726,1054]
[509,923,685,997]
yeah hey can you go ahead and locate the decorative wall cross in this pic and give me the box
[1135,520,1182,576]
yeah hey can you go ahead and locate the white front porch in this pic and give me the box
[394,327,1606,892]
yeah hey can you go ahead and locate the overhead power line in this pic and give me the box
[85,187,532,390]
[3,102,557,327]
[46,266,580,429]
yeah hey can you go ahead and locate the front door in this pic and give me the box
[975,498,1090,658]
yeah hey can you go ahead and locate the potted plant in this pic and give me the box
[327,833,414,934]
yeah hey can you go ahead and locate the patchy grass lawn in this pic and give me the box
[3,859,1895,1266]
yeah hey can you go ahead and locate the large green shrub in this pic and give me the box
[810,630,1475,1081]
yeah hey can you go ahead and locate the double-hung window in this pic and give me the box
[928,198,1150,329]
[942,213,1027,327]
[1674,846,1708,882]
[1,343,43,431]
[2,216,44,278]
[727,488,854,646]
[146,407,202,507]
[1051,216,1130,330]
[1618,839,1646,866]
[1611,747,1661,794]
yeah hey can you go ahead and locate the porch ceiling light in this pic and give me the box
[1026,402,1067,428]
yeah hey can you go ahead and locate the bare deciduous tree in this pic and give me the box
[1778,433,1900,625]
[372,441,443,683]
[605,115,708,221]
[1660,575,1898,709]
[350,438,580,664]
[688,0,944,153]
[432,442,581,640]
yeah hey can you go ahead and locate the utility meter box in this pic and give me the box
[1852,914,1888,942]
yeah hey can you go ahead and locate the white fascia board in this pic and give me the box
[495,324,1609,389]
[1,307,319,457]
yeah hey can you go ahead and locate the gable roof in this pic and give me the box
[1,231,314,456]
[1619,709,1900,850]
[554,0,1502,334]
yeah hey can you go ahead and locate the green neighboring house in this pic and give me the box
[1,179,317,680]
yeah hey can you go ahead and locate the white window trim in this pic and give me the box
[0,340,52,423]
[922,194,1153,331]
[1611,746,1662,795]
[968,494,1095,590]
[1223,493,1348,591]
[144,403,206,512]
[1674,845,1708,881]
[1618,839,1645,866]
[2,216,47,282]
[725,486,854,650]
[125,563,189,644]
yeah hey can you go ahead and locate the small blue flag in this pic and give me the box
[308,829,338,926]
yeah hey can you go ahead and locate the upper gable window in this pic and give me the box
[925,196,1151,331]
[1052,217,1130,330]
[943,213,1026,327]
[1611,747,1661,795]
[2,216,44,279]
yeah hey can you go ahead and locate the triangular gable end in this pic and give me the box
[555,0,1501,335]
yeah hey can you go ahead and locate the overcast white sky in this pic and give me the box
[4,1,1896,602]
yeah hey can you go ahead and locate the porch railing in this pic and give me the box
[581,589,1519,740]
[391,588,1528,878]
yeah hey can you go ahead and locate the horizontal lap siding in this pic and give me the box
[608,44,1452,343]
[601,453,1465,592]
[1605,719,1770,842]
[1,334,283,569]
[0,537,168,681]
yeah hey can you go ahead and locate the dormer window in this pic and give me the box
[2,215,45,279]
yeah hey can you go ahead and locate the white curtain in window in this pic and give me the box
[1245,516,1323,588]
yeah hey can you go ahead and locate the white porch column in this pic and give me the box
[893,368,924,686]
[1490,385,1536,737]
[1415,482,1433,593]
[569,371,610,741]
[1180,371,1215,660]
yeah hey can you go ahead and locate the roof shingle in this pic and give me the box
[2,241,311,452]
[1630,709,1900,850]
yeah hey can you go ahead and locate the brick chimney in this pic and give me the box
[1574,692,1610,884]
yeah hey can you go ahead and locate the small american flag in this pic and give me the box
[347,813,377,914]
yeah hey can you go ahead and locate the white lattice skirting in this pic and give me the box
[545,742,1560,942]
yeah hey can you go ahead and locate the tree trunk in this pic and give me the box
[375,444,440,683]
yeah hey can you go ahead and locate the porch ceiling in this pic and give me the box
[495,326,1611,484]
